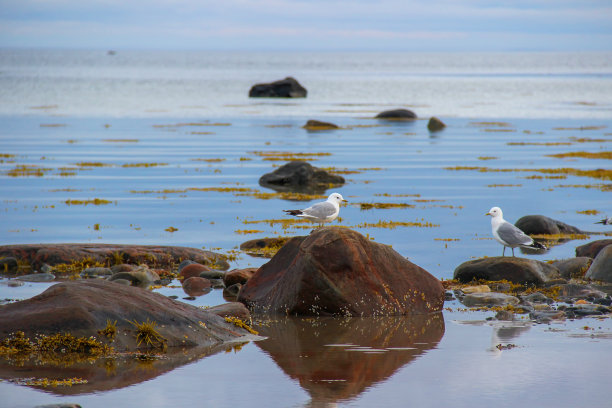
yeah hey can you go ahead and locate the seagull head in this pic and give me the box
[486,206,503,218]
[328,192,347,205]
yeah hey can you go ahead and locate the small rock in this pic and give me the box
[258,161,345,194]
[303,119,339,130]
[522,292,552,304]
[556,284,607,301]
[224,283,242,298]
[461,292,520,307]
[40,263,53,273]
[454,257,560,285]
[249,77,307,98]
[375,108,417,120]
[167,295,179,300]
[593,297,612,306]
[565,304,611,317]
[1,257,20,274]
[180,263,211,280]
[224,268,258,287]
[177,259,197,273]
[15,273,55,282]
[35,404,82,408]
[207,302,251,321]
[585,245,612,283]
[530,310,566,323]
[182,277,212,297]
[108,266,159,286]
[495,310,515,321]
[427,117,446,131]
[111,264,136,274]
[444,291,455,301]
[461,285,491,294]
[199,269,225,280]
[551,257,592,279]
[575,239,612,258]
[80,267,112,278]
[183,296,196,301]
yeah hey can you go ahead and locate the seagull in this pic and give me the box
[595,216,611,225]
[283,192,347,228]
[485,206,546,256]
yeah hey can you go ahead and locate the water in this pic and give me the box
[0,50,611,407]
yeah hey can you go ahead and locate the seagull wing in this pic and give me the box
[301,201,337,219]
[496,222,533,246]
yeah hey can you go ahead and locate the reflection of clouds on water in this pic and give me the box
[254,314,445,407]
[454,319,532,356]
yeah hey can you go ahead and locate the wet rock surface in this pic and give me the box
[259,161,345,194]
[576,239,612,258]
[375,108,417,120]
[585,245,612,283]
[514,215,584,235]
[239,227,444,316]
[453,257,561,284]
[551,257,592,279]
[248,76,307,98]
[0,280,253,351]
[460,292,520,307]
[0,243,229,272]
[223,268,257,287]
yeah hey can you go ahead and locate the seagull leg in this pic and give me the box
[502,246,506,257]
[511,247,515,257]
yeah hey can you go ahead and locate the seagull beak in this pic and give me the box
[485,212,491,216]
[342,199,348,202]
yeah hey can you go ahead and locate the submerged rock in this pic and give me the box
[249,77,307,98]
[427,117,446,131]
[0,280,254,351]
[303,119,339,130]
[454,257,560,285]
[375,108,417,120]
[576,239,612,259]
[585,245,612,283]
[238,227,444,316]
[259,161,345,194]
[514,215,583,235]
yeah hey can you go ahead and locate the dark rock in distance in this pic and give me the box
[454,257,561,285]
[259,161,345,195]
[585,245,612,283]
[427,117,446,131]
[551,257,592,279]
[238,227,445,316]
[576,239,612,259]
[375,108,417,120]
[249,77,307,98]
[303,119,339,130]
[514,215,583,235]
[0,280,254,351]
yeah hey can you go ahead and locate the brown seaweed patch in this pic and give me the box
[553,125,606,131]
[357,202,415,210]
[5,165,53,177]
[0,153,16,158]
[239,191,326,201]
[444,165,611,181]
[65,198,115,206]
[164,226,178,233]
[190,158,226,163]
[480,128,515,133]
[153,122,230,128]
[190,131,215,135]
[102,139,139,143]
[375,193,421,198]
[546,151,612,160]
[478,156,498,160]
[354,220,439,229]
[74,162,113,167]
[40,123,66,127]
[569,137,611,143]
[30,105,58,110]
[554,183,611,191]
[121,163,168,168]
[470,121,513,127]
[249,151,332,161]
[507,142,572,146]
[487,184,522,188]
[577,209,600,215]
[129,319,167,351]
[234,229,264,235]
[264,124,293,128]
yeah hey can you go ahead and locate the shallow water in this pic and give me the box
[1,50,611,407]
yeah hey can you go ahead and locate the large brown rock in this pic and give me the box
[514,215,583,235]
[454,257,561,285]
[0,243,229,272]
[0,280,253,351]
[238,227,444,316]
[576,239,612,258]
[248,76,307,98]
[259,161,345,195]
[375,108,417,120]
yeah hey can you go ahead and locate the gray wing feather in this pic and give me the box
[302,202,336,218]
[497,222,533,246]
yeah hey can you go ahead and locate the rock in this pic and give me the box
[179,263,211,280]
[556,284,607,301]
[0,243,229,271]
[303,119,339,130]
[177,259,197,273]
[585,245,612,283]
[111,263,136,273]
[565,304,611,317]
[207,302,251,322]
[495,310,515,321]
[460,292,520,307]
[223,268,258,287]
[0,280,255,350]
[80,267,112,278]
[454,257,560,285]
[375,108,417,120]
[238,227,444,316]
[107,266,159,286]
[15,272,55,282]
[0,257,18,274]
[258,161,345,194]
[514,215,583,235]
[530,310,566,323]
[551,257,592,279]
[240,237,291,258]
[576,239,612,258]
[111,278,131,286]
[199,269,225,280]
[224,283,242,298]
[182,277,212,297]
[249,76,307,98]
[209,278,225,289]
[427,117,446,131]
[35,404,82,408]
[461,285,491,294]
[522,292,553,304]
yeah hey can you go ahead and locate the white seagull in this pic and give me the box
[283,192,347,227]
[485,206,546,256]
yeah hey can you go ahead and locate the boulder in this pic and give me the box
[15,272,55,282]
[453,257,561,285]
[248,77,307,98]
[207,302,251,322]
[182,277,212,296]
[514,215,583,235]
[179,263,211,280]
[576,239,612,258]
[0,243,229,271]
[551,257,592,279]
[585,245,612,283]
[555,283,607,301]
[0,280,255,351]
[199,269,225,280]
[223,268,258,287]
[303,120,339,130]
[427,117,446,131]
[259,161,345,194]
[375,109,417,120]
[238,227,444,316]
[107,266,159,287]
[460,292,520,307]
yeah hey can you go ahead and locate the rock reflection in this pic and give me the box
[255,313,444,406]
[0,342,246,395]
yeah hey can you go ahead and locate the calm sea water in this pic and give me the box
[0,50,611,407]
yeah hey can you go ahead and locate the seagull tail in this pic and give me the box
[283,209,302,216]
[529,241,547,250]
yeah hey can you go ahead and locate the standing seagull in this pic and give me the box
[284,192,347,228]
[485,206,546,256]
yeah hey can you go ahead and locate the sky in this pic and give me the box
[1,0,611,51]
